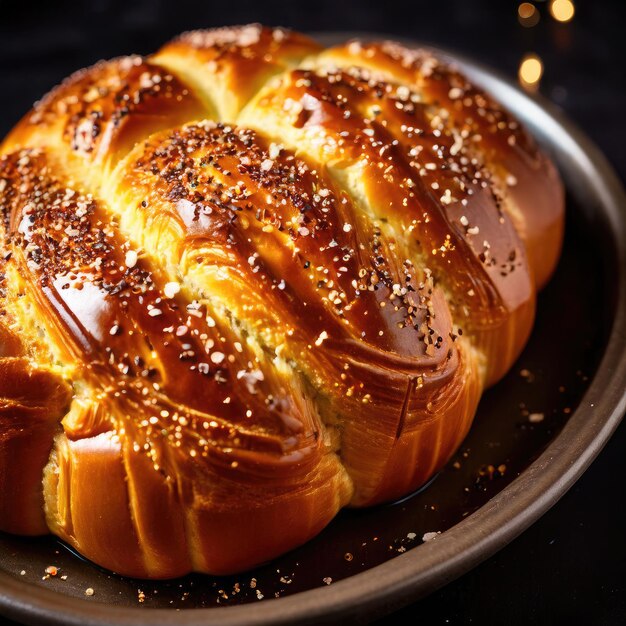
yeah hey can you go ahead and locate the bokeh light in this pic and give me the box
[518,3,540,27]
[519,54,544,91]
[550,0,575,22]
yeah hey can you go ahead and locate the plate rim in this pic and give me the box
[1,31,625,626]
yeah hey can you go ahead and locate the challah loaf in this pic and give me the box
[0,25,564,578]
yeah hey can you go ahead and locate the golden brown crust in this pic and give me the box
[2,56,207,180]
[0,25,564,577]
[112,120,481,506]
[312,40,564,290]
[152,24,321,120]
[239,61,536,384]
[0,357,71,534]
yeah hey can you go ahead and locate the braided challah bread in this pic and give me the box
[0,25,564,578]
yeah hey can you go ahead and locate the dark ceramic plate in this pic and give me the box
[1,33,625,626]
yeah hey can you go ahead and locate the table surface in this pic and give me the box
[0,1,624,624]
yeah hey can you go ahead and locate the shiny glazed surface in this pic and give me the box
[0,25,563,578]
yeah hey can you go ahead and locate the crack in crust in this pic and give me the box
[0,25,563,577]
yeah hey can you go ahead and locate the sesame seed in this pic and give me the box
[396,85,410,100]
[268,143,283,159]
[440,189,453,205]
[125,250,138,268]
[210,351,225,364]
[315,331,329,347]
[164,281,180,298]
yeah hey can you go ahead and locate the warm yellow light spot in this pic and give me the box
[550,0,575,22]
[518,2,535,18]
[519,54,544,91]
[518,2,540,27]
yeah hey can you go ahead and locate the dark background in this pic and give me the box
[0,1,624,624]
